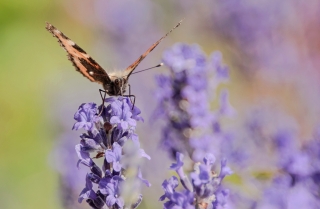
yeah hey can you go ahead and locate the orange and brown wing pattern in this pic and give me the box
[125,20,183,77]
[45,22,111,85]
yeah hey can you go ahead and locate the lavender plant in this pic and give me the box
[155,43,233,208]
[223,106,320,208]
[253,125,320,208]
[72,97,150,209]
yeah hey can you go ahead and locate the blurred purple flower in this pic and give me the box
[170,153,185,169]
[225,107,320,208]
[159,176,195,209]
[219,159,233,180]
[156,43,233,208]
[155,43,234,159]
[210,52,229,83]
[159,176,179,201]
[217,90,236,117]
[137,167,151,187]
[163,190,195,209]
[190,164,211,186]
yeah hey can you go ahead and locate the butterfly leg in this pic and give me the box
[128,84,135,109]
[98,89,107,116]
[123,94,136,110]
[124,84,136,109]
[130,95,136,109]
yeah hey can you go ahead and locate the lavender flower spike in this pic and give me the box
[161,153,232,209]
[156,43,233,208]
[73,97,149,209]
[155,43,234,160]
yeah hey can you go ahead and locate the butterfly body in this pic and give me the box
[45,21,182,96]
[104,77,128,96]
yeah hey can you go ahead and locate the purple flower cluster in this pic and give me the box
[256,129,320,208]
[224,107,320,208]
[237,129,320,209]
[73,98,150,209]
[155,43,233,208]
[160,153,232,209]
[155,43,233,160]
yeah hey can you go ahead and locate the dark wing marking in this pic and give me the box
[124,20,183,77]
[45,22,111,85]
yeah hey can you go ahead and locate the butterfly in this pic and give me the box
[45,21,182,104]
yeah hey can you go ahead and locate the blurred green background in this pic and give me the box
[1,1,71,209]
[1,0,320,209]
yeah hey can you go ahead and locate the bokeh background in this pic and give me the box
[1,0,320,209]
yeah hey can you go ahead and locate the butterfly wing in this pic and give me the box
[124,20,183,77]
[45,22,111,85]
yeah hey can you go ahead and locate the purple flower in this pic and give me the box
[219,159,233,180]
[138,148,151,160]
[224,106,320,207]
[99,175,124,208]
[79,132,102,151]
[210,52,229,83]
[155,43,232,160]
[160,176,195,209]
[203,153,216,167]
[214,189,230,209]
[78,174,97,203]
[154,75,173,116]
[190,164,211,187]
[109,99,137,130]
[218,90,236,117]
[170,153,193,191]
[156,43,233,208]
[170,152,184,176]
[161,153,232,208]
[162,44,206,74]
[75,144,94,168]
[71,98,148,208]
[127,98,144,122]
[73,103,99,132]
[137,168,151,187]
[159,176,179,201]
[163,190,195,209]
[105,142,123,172]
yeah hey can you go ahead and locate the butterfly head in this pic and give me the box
[103,76,128,96]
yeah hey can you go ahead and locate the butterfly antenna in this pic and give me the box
[131,63,164,75]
